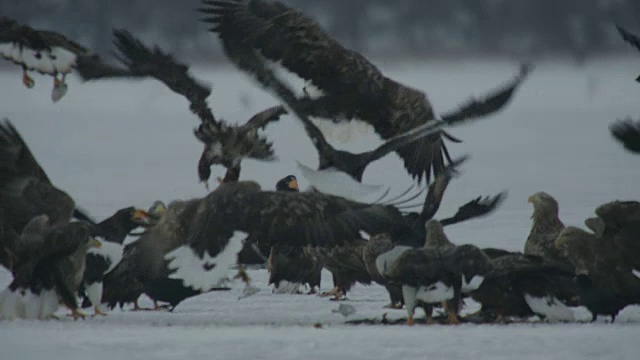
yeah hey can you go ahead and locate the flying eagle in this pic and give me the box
[0,215,101,320]
[610,118,640,154]
[0,16,115,102]
[199,0,532,185]
[616,24,640,82]
[75,29,287,187]
[525,192,569,265]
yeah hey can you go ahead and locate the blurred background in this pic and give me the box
[2,0,640,63]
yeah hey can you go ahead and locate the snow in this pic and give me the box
[1,57,639,358]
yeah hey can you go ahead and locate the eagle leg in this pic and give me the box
[69,308,87,321]
[319,286,342,298]
[22,65,35,88]
[443,301,460,325]
[52,73,68,102]
[93,306,108,316]
[406,314,415,326]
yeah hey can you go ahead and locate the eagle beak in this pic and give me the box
[132,209,151,225]
[90,238,102,248]
[288,178,299,191]
[527,195,535,204]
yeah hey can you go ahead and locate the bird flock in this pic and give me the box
[0,0,639,326]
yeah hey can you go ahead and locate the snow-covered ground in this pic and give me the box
[1,57,639,359]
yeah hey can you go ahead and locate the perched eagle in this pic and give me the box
[468,252,578,322]
[610,118,640,154]
[378,220,492,325]
[0,215,101,320]
[525,192,569,265]
[267,175,323,294]
[616,24,640,82]
[74,29,288,187]
[199,0,531,185]
[555,200,640,321]
[77,206,153,316]
[0,16,112,102]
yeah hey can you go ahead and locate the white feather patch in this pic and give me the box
[303,80,325,99]
[20,49,41,71]
[9,43,22,63]
[165,231,247,292]
[297,162,387,201]
[87,241,124,275]
[359,230,371,241]
[33,50,55,75]
[0,43,13,58]
[461,275,485,293]
[49,47,77,73]
[632,269,640,280]
[524,294,575,322]
[402,285,418,316]
[416,281,455,303]
[85,282,103,309]
[272,280,302,294]
[309,116,373,144]
[0,288,59,320]
[376,245,414,276]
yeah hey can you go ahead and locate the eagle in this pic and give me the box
[74,29,287,188]
[102,180,413,310]
[199,0,531,185]
[0,16,114,102]
[321,158,505,302]
[555,200,640,321]
[610,118,640,154]
[378,220,492,325]
[525,192,569,265]
[76,206,153,316]
[468,252,578,322]
[267,175,323,294]
[0,215,101,320]
[616,24,640,82]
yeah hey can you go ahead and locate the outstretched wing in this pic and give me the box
[199,0,385,99]
[616,24,640,53]
[610,118,640,154]
[186,182,412,258]
[440,192,507,226]
[240,105,287,131]
[0,119,51,184]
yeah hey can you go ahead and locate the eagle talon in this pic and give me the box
[22,72,35,88]
[69,309,86,321]
[93,306,108,316]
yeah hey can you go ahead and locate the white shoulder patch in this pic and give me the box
[375,245,413,276]
[165,231,247,292]
[461,275,485,293]
[632,269,640,280]
[88,240,124,275]
[524,294,575,322]
[297,162,387,201]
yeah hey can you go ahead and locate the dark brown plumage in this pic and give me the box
[0,215,99,320]
[267,175,323,294]
[555,201,640,309]
[616,24,640,82]
[610,118,640,154]
[0,119,75,246]
[199,0,531,184]
[75,29,288,187]
[469,252,578,322]
[525,192,568,265]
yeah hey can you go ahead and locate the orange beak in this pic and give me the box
[288,178,299,191]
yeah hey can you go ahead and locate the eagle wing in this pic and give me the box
[0,119,51,184]
[610,118,640,154]
[186,182,411,258]
[240,105,287,131]
[617,24,640,53]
